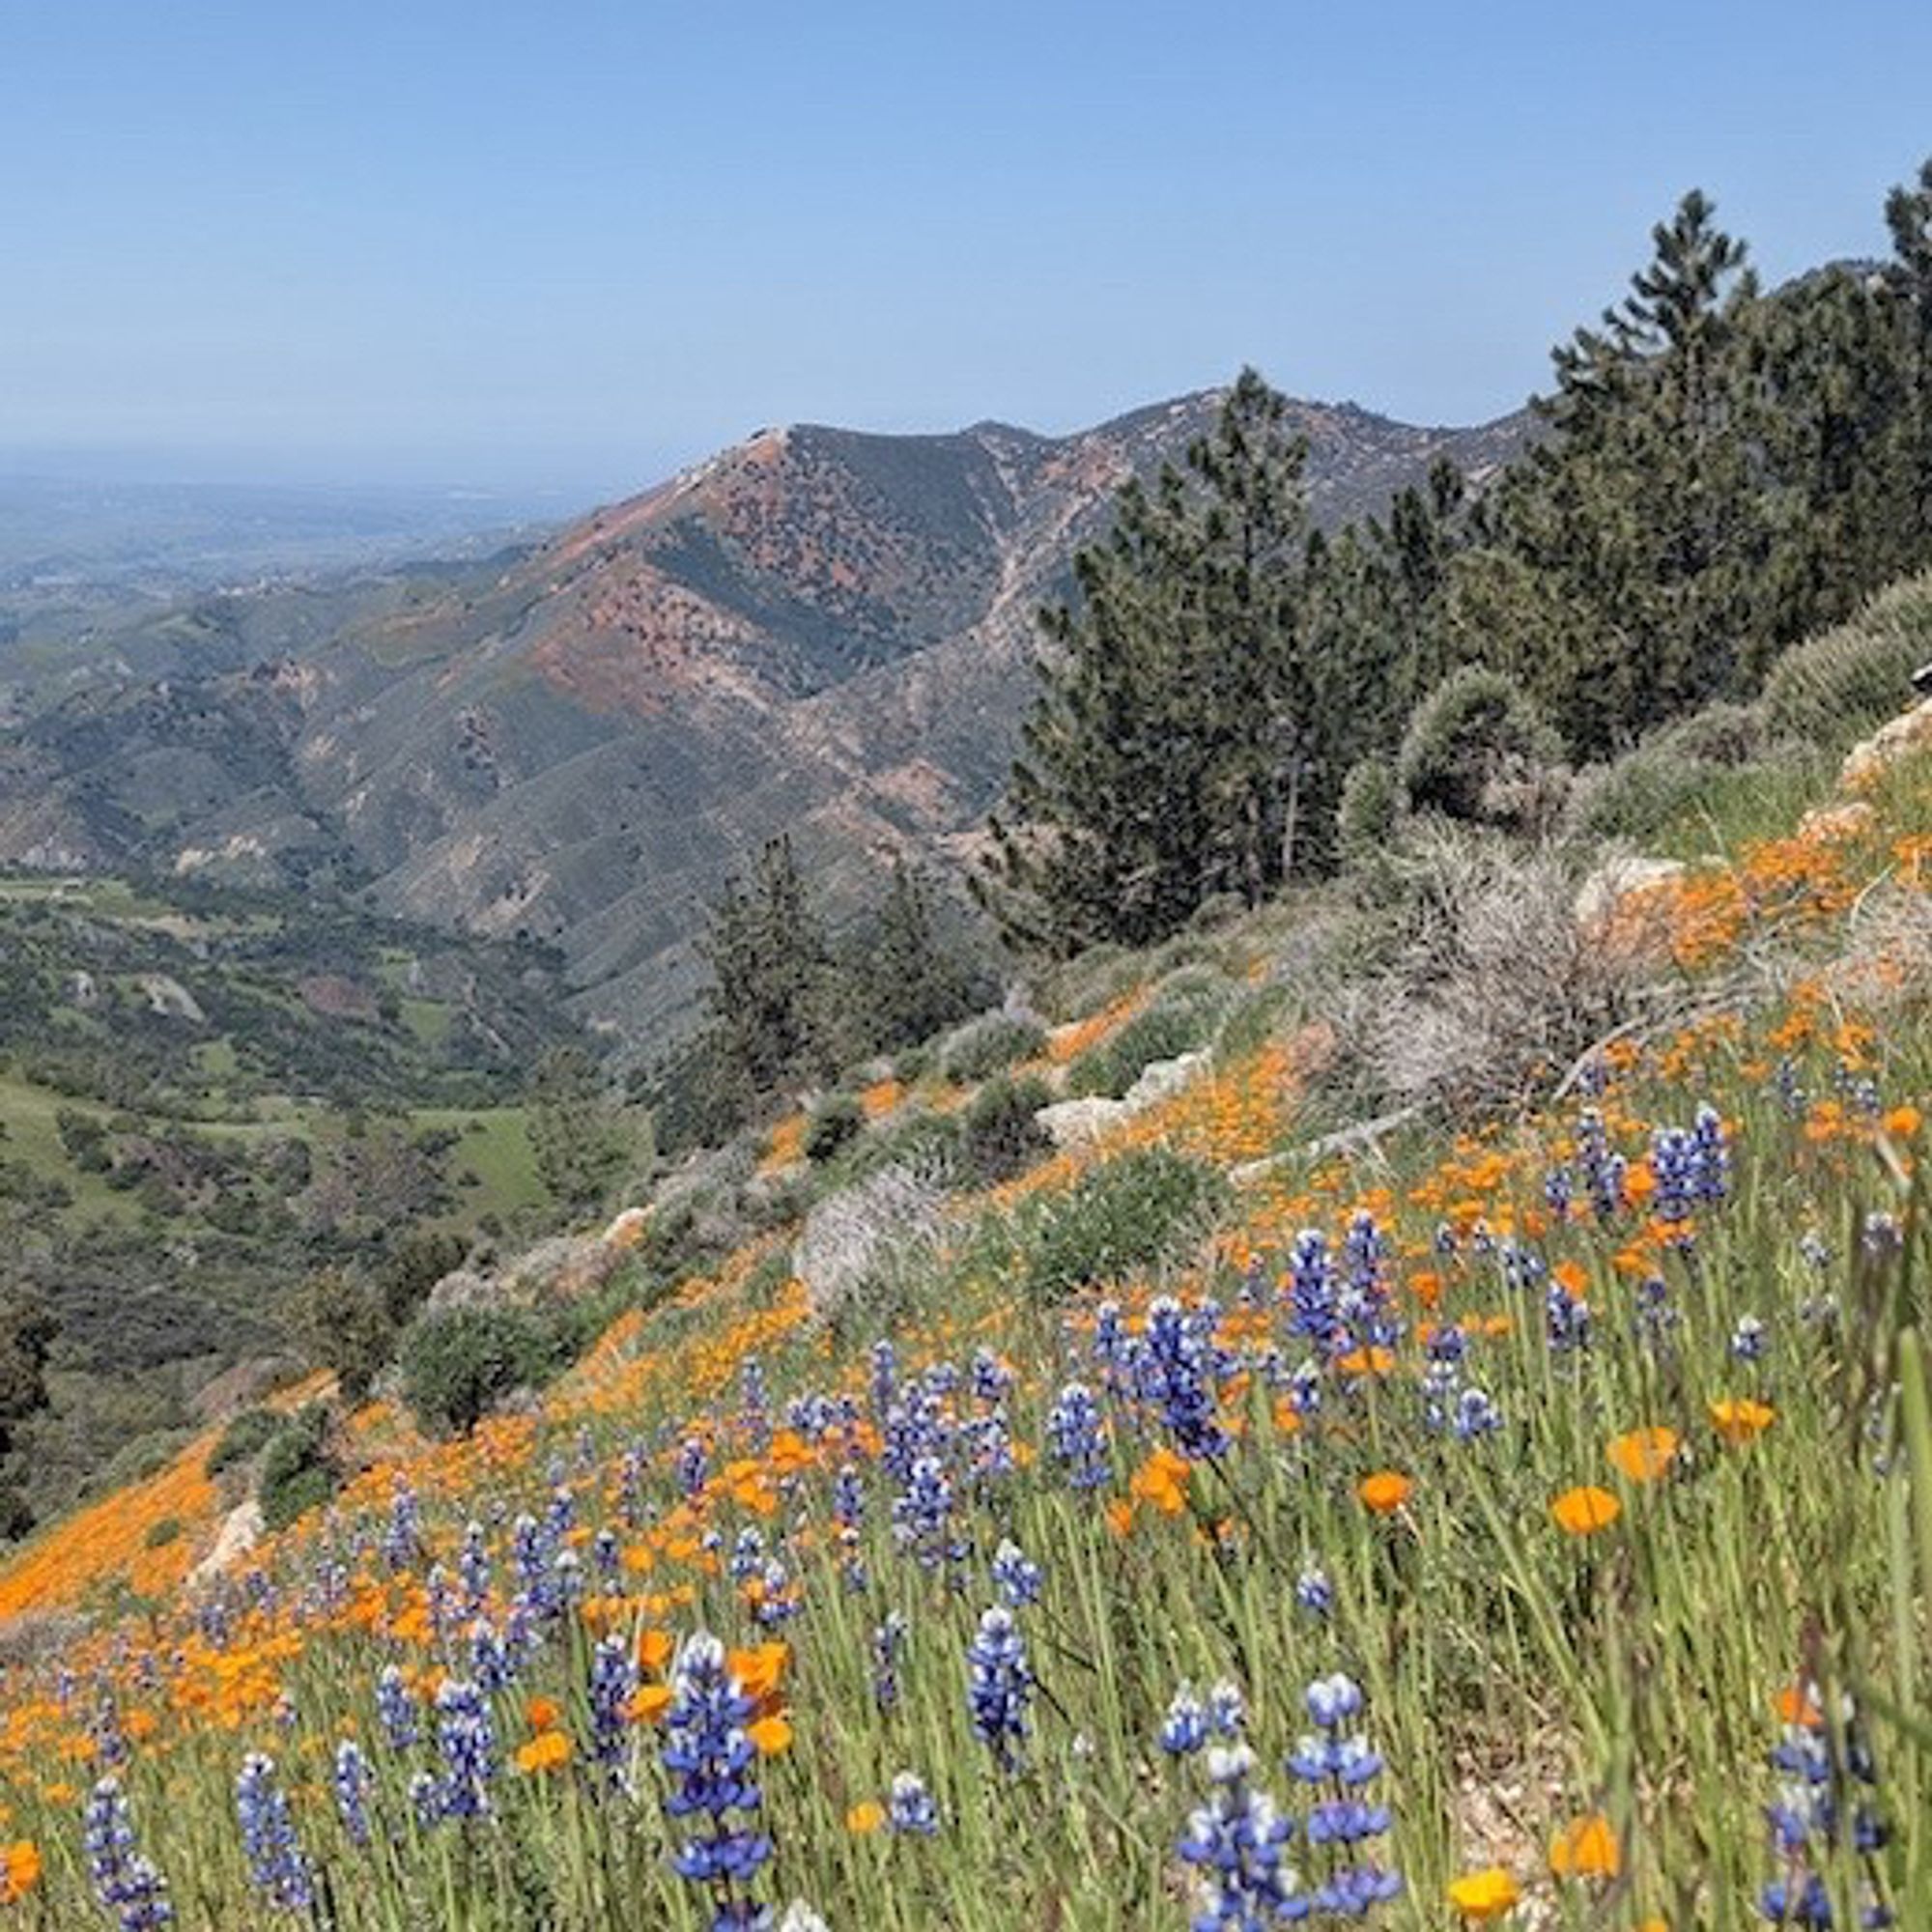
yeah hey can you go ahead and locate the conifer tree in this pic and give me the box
[702,835,831,1101]
[981,369,1322,950]
[851,858,978,1053]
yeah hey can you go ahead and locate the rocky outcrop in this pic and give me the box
[1842,696,1932,789]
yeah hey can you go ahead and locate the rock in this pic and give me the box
[425,1267,499,1315]
[1842,696,1932,790]
[1035,1096,1131,1147]
[137,974,206,1022]
[1122,1050,1208,1110]
[1574,856,1687,936]
[188,1498,264,1589]
[1798,799,1877,842]
[501,1235,619,1304]
[602,1207,652,1251]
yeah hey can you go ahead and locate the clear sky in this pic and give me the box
[6,0,1931,502]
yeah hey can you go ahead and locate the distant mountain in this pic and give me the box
[0,391,1528,1050]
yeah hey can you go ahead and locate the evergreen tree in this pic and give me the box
[1495,190,1767,753]
[702,836,832,1101]
[527,1045,633,1213]
[981,369,1324,950]
[849,859,979,1053]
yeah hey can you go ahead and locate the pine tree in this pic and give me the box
[850,859,978,1053]
[702,835,832,1101]
[1492,190,1767,753]
[527,1045,632,1212]
[980,369,1322,950]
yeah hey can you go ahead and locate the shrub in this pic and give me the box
[1019,1148,1229,1302]
[793,1164,948,1329]
[957,1075,1053,1187]
[939,1010,1046,1085]
[803,1094,864,1164]
[398,1307,557,1435]
[143,1518,182,1549]
[1337,755,1404,876]
[1065,973,1232,1099]
[1398,666,1564,828]
[892,1042,934,1085]
[1568,702,1781,843]
[1330,828,1648,1120]
[205,1407,278,1477]
[1761,573,1932,751]
[258,1404,338,1532]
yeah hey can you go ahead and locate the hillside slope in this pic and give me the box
[0,395,1524,1048]
[0,690,1922,1927]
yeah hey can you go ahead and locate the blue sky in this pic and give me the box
[5,0,1931,500]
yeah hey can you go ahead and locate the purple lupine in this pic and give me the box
[236,1752,313,1912]
[376,1663,419,1749]
[887,1770,940,1836]
[964,1605,1031,1773]
[434,1676,498,1819]
[661,1633,772,1929]
[588,1630,639,1789]
[84,1777,173,1929]
[333,1739,373,1847]
[1047,1381,1110,1490]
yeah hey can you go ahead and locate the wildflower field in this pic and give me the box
[0,761,1928,1930]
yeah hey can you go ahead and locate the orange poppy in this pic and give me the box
[514,1731,572,1775]
[1358,1471,1413,1515]
[1550,1486,1622,1536]
[1447,1867,1520,1919]
[1548,1812,1620,1878]
[1709,1398,1775,1445]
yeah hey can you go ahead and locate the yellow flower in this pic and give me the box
[1550,1486,1622,1537]
[514,1731,572,1775]
[846,1799,886,1833]
[1447,1865,1520,1919]
[1709,1398,1775,1445]
[1548,1811,1621,1878]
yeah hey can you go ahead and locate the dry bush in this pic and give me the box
[1332,829,1652,1119]
[793,1162,949,1329]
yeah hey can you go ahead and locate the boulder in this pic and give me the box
[1122,1050,1208,1111]
[1842,696,1932,790]
[187,1498,264,1589]
[1574,855,1687,936]
[1035,1096,1131,1148]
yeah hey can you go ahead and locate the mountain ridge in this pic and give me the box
[0,388,1529,1049]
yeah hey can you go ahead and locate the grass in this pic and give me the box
[0,759,1921,1929]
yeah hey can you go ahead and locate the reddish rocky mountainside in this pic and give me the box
[0,391,1524,1048]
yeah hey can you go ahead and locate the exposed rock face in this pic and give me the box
[1035,1050,1211,1148]
[1843,696,1932,789]
[188,1498,264,1589]
[1036,1095,1132,1148]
